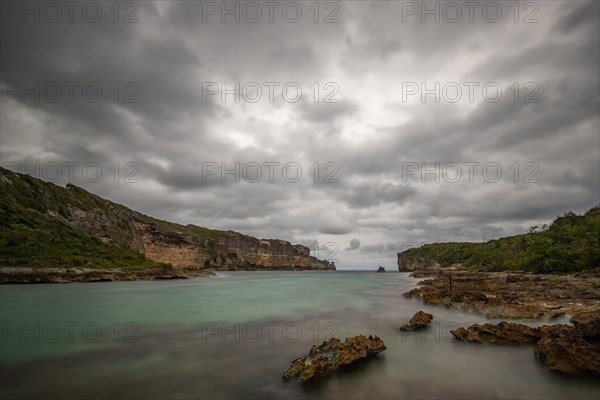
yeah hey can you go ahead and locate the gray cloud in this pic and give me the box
[346,239,361,251]
[1,1,598,270]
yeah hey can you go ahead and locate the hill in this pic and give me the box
[398,206,600,273]
[0,167,335,271]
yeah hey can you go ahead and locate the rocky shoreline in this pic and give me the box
[400,269,600,377]
[0,266,214,284]
[403,269,600,319]
[450,314,600,376]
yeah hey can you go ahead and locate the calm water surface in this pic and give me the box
[1,271,598,399]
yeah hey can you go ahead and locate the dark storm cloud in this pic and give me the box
[553,1,600,33]
[1,1,598,269]
[340,182,417,209]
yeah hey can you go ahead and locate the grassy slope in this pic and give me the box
[0,167,224,269]
[401,206,600,273]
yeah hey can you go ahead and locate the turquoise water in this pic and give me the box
[0,271,598,399]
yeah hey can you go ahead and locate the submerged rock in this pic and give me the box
[400,311,433,331]
[282,335,386,383]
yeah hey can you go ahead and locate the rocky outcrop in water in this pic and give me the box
[400,311,433,331]
[450,322,541,344]
[282,335,386,383]
[404,271,600,319]
[376,266,386,273]
[534,324,600,376]
[451,317,600,376]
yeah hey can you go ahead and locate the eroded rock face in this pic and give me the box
[282,335,386,383]
[400,311,433,332]
[450,322,541,344]
[136,226,335,271]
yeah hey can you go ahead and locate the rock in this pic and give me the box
[506,274,544,283]
[400,311,433,331]
[534,325,600,376]
[570,312,600,338]
[450,321,600,376]
[376,266,386,273]
[282,335,386,383]
[397,253,439,271]
[403,271,600,319]
[548,311,565,320]
[450,322,541,344]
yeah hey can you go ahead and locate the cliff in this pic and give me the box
[397,253,439,272]
[0,167,335,271]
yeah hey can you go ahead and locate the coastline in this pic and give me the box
[0,266,345,284]
[0,266,214,284]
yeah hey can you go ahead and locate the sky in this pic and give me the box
[1,1,599,270]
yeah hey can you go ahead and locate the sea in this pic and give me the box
[1,271,598,399]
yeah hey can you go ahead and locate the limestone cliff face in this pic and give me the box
[397,253,439,271]
[58,187,335,271]
[130,219,335,270]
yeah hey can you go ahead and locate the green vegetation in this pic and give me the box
[0,215,161,269]
[0,167,223,269]
[140,215,226,239]
[0,168,161,269]
[402,206,600,273]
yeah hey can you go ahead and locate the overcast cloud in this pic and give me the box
[1,1,598,269]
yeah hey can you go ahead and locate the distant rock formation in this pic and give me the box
[376,266,386,272]
[400,311,433,331]
[282,335,386,383]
